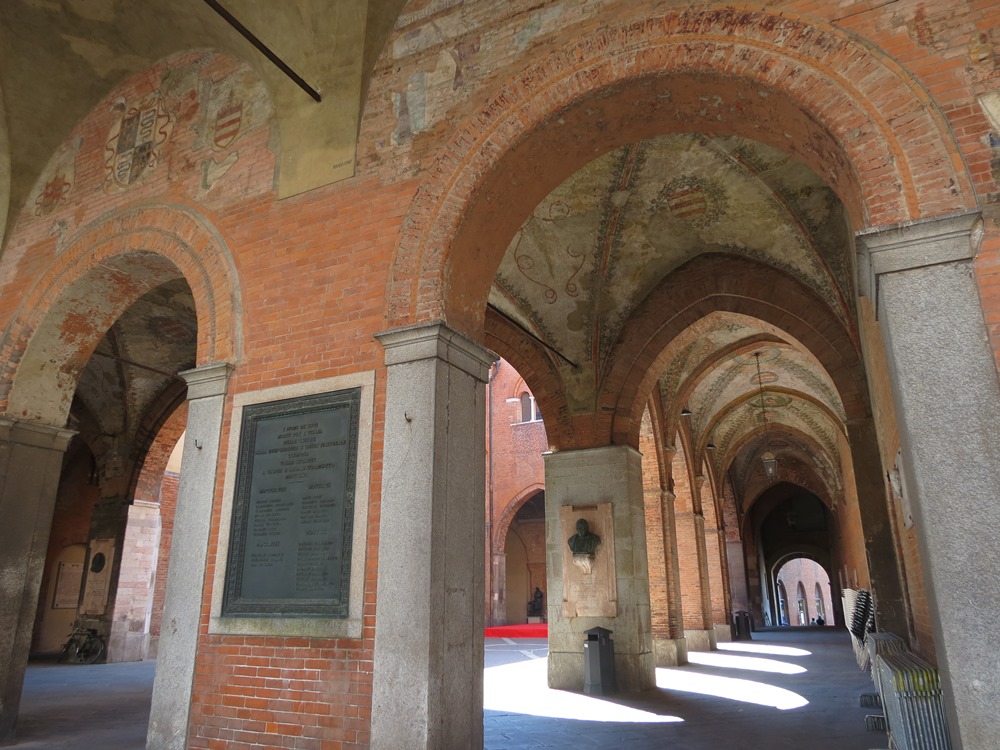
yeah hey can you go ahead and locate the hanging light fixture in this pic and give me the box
[754,352,778,481]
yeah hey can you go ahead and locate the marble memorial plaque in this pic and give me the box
[223,388,360,617]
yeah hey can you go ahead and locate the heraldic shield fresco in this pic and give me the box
[4,50,277,282]
[104,94,174,192]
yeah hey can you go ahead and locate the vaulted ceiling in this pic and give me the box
[71,279,197,479]
[489,133,858,504]
[0,0,408,243]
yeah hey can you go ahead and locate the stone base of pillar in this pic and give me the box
[713,624,733,643]
[684,628,717,652]
[548,645,655,692]
[653,637,688,666]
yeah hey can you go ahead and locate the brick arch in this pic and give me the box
[771,553,835,596]
[127,380,189,504]
[493,484,546,554]
[728,425,839,503]
[1,204,242,425]
[386,6,974,337]
[606,254,868,450]
[485,307,574,448]
[703,387,847,459]
[667,333,799,452]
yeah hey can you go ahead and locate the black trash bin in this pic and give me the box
[732,610,752,641]
[583,626,617,695]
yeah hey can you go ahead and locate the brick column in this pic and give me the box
[676,474,716,652]
[654,446,688,664]
[370,324,493,750]
[0,419,75,743]
[147,362,232,750]
[858,211,1000,750]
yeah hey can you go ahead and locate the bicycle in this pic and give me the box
[58,626,106,664]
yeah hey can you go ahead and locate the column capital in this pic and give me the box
[856,210,982,299]
[179,362,234,400]
[0,417,75,452]
[375,322,496,382]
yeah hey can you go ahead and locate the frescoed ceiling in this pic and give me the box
[490,133,852,411]
[490,133,856,503]
[0,0,409,242]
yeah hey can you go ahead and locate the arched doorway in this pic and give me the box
[501,492,546,626]
[775,557,834,627]
[0,205,239,743]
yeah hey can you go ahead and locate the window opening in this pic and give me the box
[518,392,542,423]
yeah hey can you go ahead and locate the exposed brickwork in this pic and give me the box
[2,0,996,744]
[150,471,178,640]
[485,359,548,625]
[672,439,712,632]
[640,409,669,641]
[777,558,835,626]
[30,443,101,652]
[384,4,987,335]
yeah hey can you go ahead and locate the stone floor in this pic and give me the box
[14,629,888,749]
[484,629,887,749]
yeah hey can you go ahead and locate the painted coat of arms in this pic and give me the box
[212,95,243,150]
[104,95,173,190]
[655,176,728,229]
[35,173,71,216]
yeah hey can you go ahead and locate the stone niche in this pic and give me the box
[560,503,617,618]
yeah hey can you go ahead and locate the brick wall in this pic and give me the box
[3,0,998,743]
[150,471,178,642]
[777,558,835,626]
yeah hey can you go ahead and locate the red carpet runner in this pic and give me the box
[484,623,548,638]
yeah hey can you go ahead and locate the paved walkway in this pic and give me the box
[15,629,887,749]
[484,629,886,749]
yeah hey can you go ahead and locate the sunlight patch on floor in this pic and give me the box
[484,658,683,723]
[656,668,809,710]
[718,642,812,657]
[686,651,806,674]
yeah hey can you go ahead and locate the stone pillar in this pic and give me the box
[858,211,1000,750]
[108,500,161,662]
[490,552,506,626]
[0,419,75,744]
[370,324,493,750]
[81,497,129,650]
[147,363,232,750]
[845,418,907,636]
[543,445,655,692]
[656,488,687,666]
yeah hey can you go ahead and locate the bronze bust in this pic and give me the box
[567,518,601,555]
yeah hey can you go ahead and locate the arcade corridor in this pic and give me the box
[16,629,881,749]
